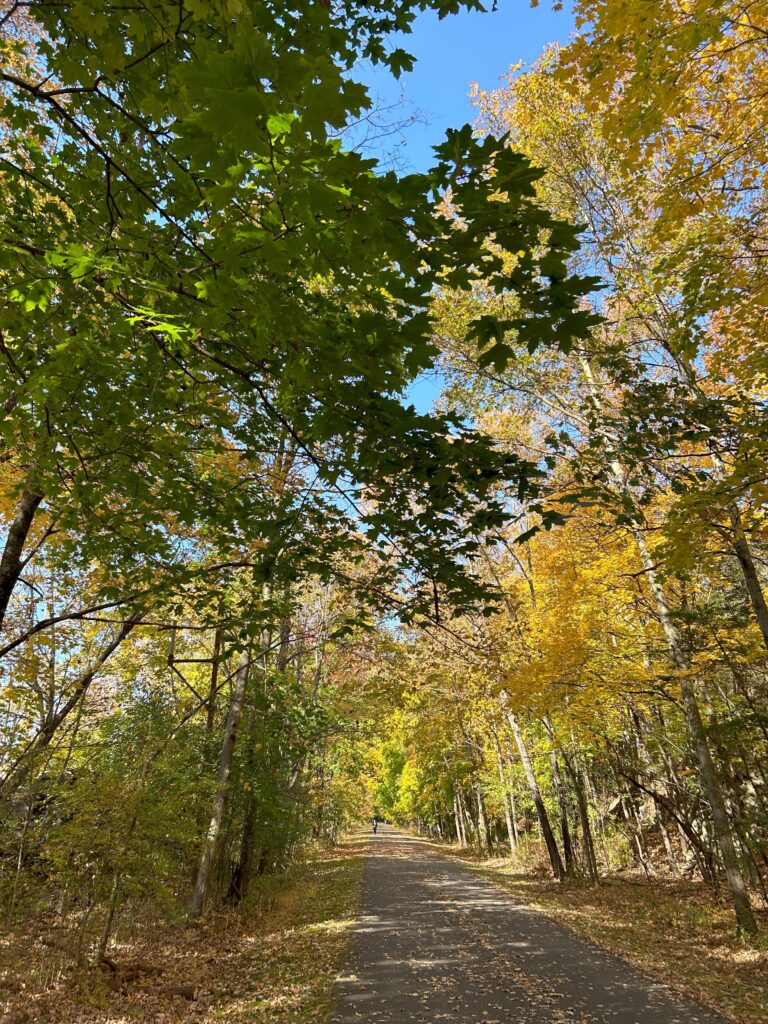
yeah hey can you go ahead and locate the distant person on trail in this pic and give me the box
[372,818,378,834]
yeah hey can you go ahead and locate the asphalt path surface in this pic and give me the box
[329,826,731,1024]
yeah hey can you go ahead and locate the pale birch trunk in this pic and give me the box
[507,709,564,879]
[492,728,517,851]
[453,791,466,847]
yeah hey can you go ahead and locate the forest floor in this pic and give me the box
[443,842,768,1024]
[0,836,365,1024]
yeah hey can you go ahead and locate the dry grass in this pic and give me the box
[0,837,366,1024]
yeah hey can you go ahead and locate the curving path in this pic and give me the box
[329,826,731,1024]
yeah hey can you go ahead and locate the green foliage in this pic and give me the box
[38,699,209,911]
[0,0,598,624]
[3,0,767,995]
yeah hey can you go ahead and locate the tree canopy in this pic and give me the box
[1,3,767,1019]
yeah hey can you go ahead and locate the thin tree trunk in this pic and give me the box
[493,730,516,851]
[508,780,519,847]
[561,748,599,883]
[229,793,258,904]
[276,589,292,672]
[0,478,43,630]
[190,647,250,918]
[0,616,139,794]
[475,786,492,855]
[726,505,768,649]
[624,794,653,877]
[579,356,757,934]
[97,872,121,963]
[544,719,575,877]
[655,710,696,875]
[453,792,466,847]
[206,626,223,734]
[458,791,468,846]
[674,357,768,651]
[9,799,33,914]
[658,816,680,875]
[507,710,564,879]
[502,737,521,847]
[629,705,678,873]
[457,787,474,843]
[634,528,758,934]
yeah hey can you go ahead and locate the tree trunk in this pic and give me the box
[634,528,758,934]
[493,730,516,851]
[544,719,575,877]
[580,357,757,932]
[276,592,292,672]
[458,791,468,846]
[0,478,43,630]
[508,780,519,847]
[674,356,768,651]
[453,791,466,847]
[0,616,139,795]
[190,647,250,918]
[561,748,598,883]
[97,872,121,963]
[624,794,653,877]
[206,626,223,734]
[475,786,492,855]
[229,793,259,904]
[727,504,768,649]
[502,737,521,847]
[507,710,564,879]
[457,787,474,844]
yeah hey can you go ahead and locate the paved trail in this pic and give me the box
[329,827,730,1024]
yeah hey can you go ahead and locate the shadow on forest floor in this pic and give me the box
[0,839,365,1024]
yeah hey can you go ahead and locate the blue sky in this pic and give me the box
[356,0,575,177]
[353,1,576,412]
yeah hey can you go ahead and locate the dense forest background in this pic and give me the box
[1,0,768,1020]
